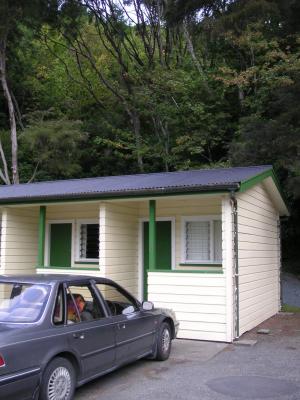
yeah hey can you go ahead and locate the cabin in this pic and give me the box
[0,165,289,342]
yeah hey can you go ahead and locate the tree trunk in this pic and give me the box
[183,22,205,79]
[130,109,144,172]
[0,32,19,184]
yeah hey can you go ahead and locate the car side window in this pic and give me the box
[95,283,138,316]
[53,285,64,325]
[66,284,105,324]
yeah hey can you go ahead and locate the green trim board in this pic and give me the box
[147,269,223,274]
[239,168,286,202]
[239,168,276,192]
[38,206,46,267]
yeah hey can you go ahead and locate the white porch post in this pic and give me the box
[99,202,106,276]
[222,196,235,342]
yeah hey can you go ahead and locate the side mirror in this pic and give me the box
[122,305,135,315]
[142,301,154,311]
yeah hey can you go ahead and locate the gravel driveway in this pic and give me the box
[75,313,300,400]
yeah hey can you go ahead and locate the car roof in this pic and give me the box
[0,274,114,286]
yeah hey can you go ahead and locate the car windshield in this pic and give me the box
[0,282,50,323]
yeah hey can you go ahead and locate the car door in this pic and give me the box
[94,282,157,365]
[63,282,116,379]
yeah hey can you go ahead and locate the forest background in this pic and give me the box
[0,0,299,272]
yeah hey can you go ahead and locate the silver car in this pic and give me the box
[0,274,178,400]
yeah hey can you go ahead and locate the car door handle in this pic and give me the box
[118,323,126,329]
[73,332,85,340]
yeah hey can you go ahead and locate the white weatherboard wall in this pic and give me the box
[0,207,39,274]
[237,183,281,335]
[147,272,227,341]
[100,202,139,297]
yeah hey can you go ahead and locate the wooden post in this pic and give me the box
[38,206,46,267]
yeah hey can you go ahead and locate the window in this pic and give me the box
[53,285,64,325]
[182,216,222,264]
[96,283,138,316]
[66,284,104,324]
[76,220,99,262]
[0,283,50,323]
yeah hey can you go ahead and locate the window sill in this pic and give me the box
[74,261,99,265]
[147,269,223,274]
[179,263,222,267]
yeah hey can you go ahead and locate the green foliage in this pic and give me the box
[19,110,86,181]
[281,304,300,313]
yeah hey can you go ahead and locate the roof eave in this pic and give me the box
[0,183,240,205]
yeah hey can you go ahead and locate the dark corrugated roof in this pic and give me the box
[0,165,272,203]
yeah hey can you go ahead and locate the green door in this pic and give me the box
[49,223,72,267]
[143,221,172,299]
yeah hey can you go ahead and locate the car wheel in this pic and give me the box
[155,322,172,361]
[39,357,76,400]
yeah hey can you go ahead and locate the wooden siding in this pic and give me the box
[139,197,222,270]
[148,271,227,341]
[237,183,280,335]
[0,207,39,274]
[100,202,139,297]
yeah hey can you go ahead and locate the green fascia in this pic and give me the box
[147,269,223,274]
[239,168,289,210]
[37,206,46,267]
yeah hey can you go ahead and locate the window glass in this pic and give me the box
[96,283,138,316]
[67,284,104,324]
[79,223,99,260]
[213,220,222,262]
[186,221,210,261]
[0,283,50,323]
[184,218,222,263]
[53,285,64,325]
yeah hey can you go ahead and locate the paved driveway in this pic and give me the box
[75,313,300,400]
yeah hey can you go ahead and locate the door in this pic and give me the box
[95,282,156,365]
[143,220,172,298]
[49,223,72,267]
[64,283,116,379]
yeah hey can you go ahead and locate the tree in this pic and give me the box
[0,0,59,184]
